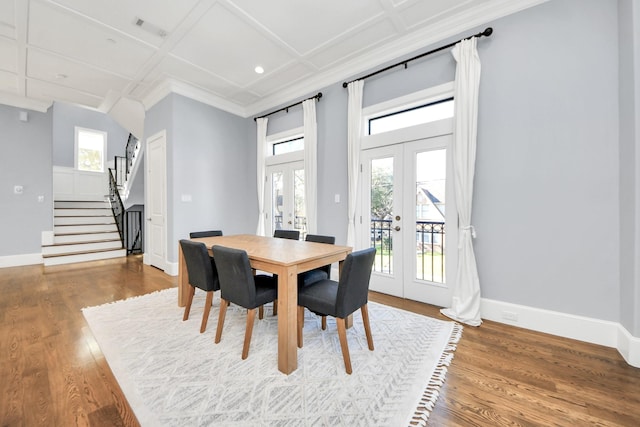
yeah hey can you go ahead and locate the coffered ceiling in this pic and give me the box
[0,0,547,117]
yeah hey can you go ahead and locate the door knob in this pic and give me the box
[395,215,401,221]
[395,226,401,231]
[288,221,292,225]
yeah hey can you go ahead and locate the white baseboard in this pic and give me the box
[166,262,179,276]
[481,298,640,368]
[0,253,43,268]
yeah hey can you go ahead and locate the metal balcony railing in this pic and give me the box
[370,219,445,283]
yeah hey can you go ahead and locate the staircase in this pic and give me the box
[43,200,126,266]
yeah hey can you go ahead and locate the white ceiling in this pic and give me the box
[0,0,547,117]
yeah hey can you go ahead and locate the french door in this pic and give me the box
[359,135,456,307]
[265,161,305,238]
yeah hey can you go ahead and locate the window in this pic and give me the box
[273,136,304,155]
[368,98,454,135]
[75,127,106,172]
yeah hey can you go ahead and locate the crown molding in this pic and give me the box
[0,91,52,113]
[142,78,248,117]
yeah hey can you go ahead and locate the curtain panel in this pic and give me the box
[303,99,318,235]
[256,117,268,236]
[441,38,482,326]
[346,80,364,247]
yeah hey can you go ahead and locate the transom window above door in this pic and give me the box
[368,98,454,135]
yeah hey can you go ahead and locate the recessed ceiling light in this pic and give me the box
[254,66,264,74]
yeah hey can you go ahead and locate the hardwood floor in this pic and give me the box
[1,255,639,426]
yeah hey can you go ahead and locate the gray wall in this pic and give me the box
[0,105,53,256]
[257,0,627,323]
[52,102,128,167]
[145,94,255,263]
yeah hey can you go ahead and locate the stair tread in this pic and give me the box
[43,248,124,258]
[55,231,119,236]
[44,238,122,248]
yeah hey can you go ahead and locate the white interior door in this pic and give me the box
[146,131,167,270]
[360,135,456,306]
[265,161,305,238]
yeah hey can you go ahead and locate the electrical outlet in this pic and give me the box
[502,311,519,322]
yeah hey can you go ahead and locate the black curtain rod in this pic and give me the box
[254,92,323,121]
[342,27,493,88]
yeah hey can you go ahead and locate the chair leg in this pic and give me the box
[336,318,352,374]
[272,299,278,316]
[321,316,327,330]
[200,291,214,333]
[297,306,304,348]
[259,305,264,320]
[242,308,256,359]
[215,298,228,343]
[361,304,374,351]
[183,285,195,321]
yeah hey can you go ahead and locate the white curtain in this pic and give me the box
[303,99,318,235]
[256,117,268,236]
[346,80,364,247]
[441,38,483,327]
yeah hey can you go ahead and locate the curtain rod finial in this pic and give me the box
[317,92,323,100]
[342,82,348,88]
[483,27,493,37]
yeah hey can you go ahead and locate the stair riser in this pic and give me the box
[43,249,127,266]
[54,232,121,244]
[43,241,123,255]
[55,208,113,217]
[54,216,115,225]
[55,224,119,233]
[55,201,110,209]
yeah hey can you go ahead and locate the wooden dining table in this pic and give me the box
[177,234,352,374]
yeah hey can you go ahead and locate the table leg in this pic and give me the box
[277,265,298,374]
[178,244,188,307]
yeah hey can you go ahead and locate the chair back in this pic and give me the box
[274,229,300,240]
[189,230,223,238]
[305,234,335,276]
[335,247,376,318]
[179,240,218,291]
[305,234,335,244]
[212,245,256,307]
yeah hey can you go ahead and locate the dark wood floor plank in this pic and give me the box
[1,257,639,426]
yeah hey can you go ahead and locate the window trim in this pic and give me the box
[74,126,107,173]
[361,82,454,151]
[265,126,304,166]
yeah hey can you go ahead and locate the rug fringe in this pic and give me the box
[408,322,463,426]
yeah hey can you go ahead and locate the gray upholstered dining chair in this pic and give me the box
[273,229,300,240]
[299,234,335,287]
[297,247,376,374]
[212,245,278,360]
[189,230,223,238]
[179,239,220,333]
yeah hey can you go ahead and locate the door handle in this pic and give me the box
[146,218,151,221]
[395,226,401,231]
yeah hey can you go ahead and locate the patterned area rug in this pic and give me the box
[83,287,461,426]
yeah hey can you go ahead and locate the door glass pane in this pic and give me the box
[370,157,394,274]
[272,171,283,232]
[293,168,306,239]
[415,149,446,283]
